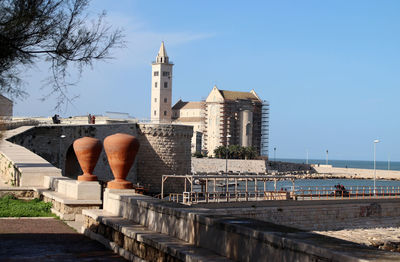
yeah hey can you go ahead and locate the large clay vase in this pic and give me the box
[104,133,140,189]
[73,137,102,181]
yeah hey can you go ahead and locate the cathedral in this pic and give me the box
[150,42,269,157]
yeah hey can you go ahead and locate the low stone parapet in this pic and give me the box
[0,126,62,187]
[82,209,230,262]
[41,176,102,220]
[88,190,400,261]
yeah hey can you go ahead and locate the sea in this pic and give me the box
[276,158,399,171]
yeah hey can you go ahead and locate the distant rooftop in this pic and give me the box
[219,90,260,101]
[172,100,205,110]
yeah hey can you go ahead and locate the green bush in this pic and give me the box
[213,145,258,160]
[192,152,204,158]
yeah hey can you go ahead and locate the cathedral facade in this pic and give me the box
[150,42,269,157]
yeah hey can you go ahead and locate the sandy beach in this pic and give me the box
[313,165,400,180]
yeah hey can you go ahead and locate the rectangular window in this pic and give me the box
[155,82,157,88]
[164,82,168,88]
[164,98,167,103]
[154,71,159,76]
[162,71,170,77]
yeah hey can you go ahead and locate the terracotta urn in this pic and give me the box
[73,137,102,181]
[104,133,140,189]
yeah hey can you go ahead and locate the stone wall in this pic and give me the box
[7,123,192,194]
[0,152,20,186]
[2,119,40,130]
[191,157,266,173]
[267,161,315,172]
[206,199,400,231]
[137,124,192,194]
[94,190,399,262]
[7,124,139,183]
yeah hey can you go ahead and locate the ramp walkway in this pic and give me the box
[0,126,61,187]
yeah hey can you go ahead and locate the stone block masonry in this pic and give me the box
[192,157,266,173]
[7,124,139,183]
[82,190,400,261]
[0,152,20,186]
[198,199,400,231]
[6,123,192,194]
[137,124,192,194]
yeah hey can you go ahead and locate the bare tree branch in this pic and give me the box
[0,0,125,110]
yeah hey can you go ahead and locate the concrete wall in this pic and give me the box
[191,157,266,173]
[7,123,192,194]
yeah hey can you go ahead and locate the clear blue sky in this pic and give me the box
[14,0,400,161]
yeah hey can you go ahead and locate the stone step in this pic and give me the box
[83,209,232,262]
[42,190,102,205]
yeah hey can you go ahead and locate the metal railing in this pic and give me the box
[162,173,400,205]
[162,174,297,205]
[168,190,291,204]
[294,186,400,200]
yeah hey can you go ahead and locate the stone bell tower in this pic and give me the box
[151,42,173,123]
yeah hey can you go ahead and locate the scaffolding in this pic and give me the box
[260,100,270,157]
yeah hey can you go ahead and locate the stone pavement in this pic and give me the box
[0,218,127,261]
[314,216,400,252]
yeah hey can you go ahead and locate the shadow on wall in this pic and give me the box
[65,144,81,180]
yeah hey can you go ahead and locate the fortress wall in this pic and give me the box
[6,123,191,194]
[7,124,139,183]
[137,124,192,194]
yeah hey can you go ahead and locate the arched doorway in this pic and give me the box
[65,144,81,179]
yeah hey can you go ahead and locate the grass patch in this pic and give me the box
[0,194,56,217]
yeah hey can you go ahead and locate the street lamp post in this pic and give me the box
[306,149,309,164]
[59,134,66,170]
[373,139,380,196]
[225,134,231,173]
[326,150,328,165]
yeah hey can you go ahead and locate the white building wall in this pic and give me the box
[206,103,223,156]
